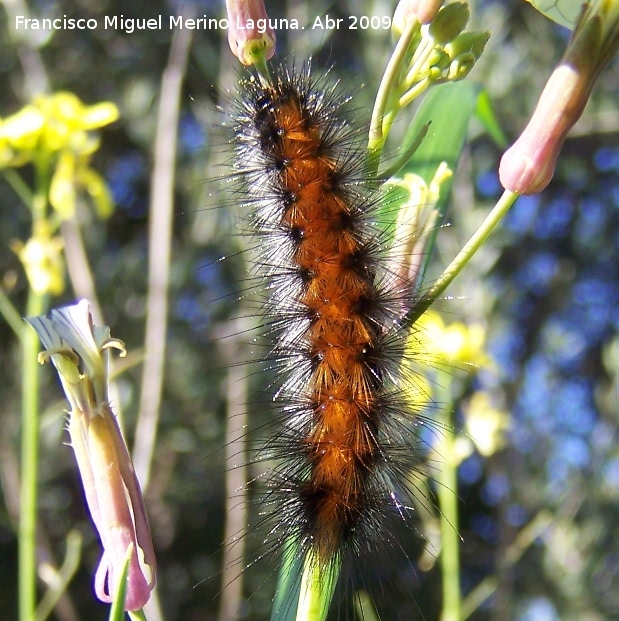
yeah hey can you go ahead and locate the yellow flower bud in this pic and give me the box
[429,2,470,45]
[79,168,114,219]
[12,223,65,296]
[50,151,77,219]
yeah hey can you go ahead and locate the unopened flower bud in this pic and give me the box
[444,31,490,61]
[393,0,444,32]
[226,0,275,66]
[500,1,619,194]
[387,163,451,292]
[499,65,590,194]
[447,54,475,80]
[429,2,470,44]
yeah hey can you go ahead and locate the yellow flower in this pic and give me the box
[462,391,510,457]
[1,92,118,220]
[414,310,490,366]
[49,151,77,219]
[35,92,118,155]
[11,222,65,296]
[0,93,118,166]
[48,152,114,220]
[0,105,45,167]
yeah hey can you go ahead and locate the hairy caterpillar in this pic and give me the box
[228,63,442,619]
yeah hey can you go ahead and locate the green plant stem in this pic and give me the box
[399,76,431,108]
[108,543,132,621]
[0,285,25,341]
[353,592,380,621]
[461,511,552,620]
[2,168,34,207]
[409,189,519,325]
[375,122,429,181]
[438,399,461,621]
[19,151,50,621]
[254,51,272,86]
[295,554,339,621]
[368,18,420,159]
[19,288,46,621]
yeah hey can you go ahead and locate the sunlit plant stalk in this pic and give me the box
[436,388,461,621]
[409,189,519,325]
[18,157,50,621]
[19,292,45,621]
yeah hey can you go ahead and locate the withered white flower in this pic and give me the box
[26,300,156,611]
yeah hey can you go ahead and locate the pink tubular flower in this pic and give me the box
[71,404,155,610]
[26,300,156,611]
[226,0,275,66]
[500,0,619,195]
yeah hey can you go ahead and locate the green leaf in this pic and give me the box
[108,545,132,621]
[396,80,479,284]
[523,0,584,29]
[400,81,478,187]
[270,543,340,621]
[476,89,507,149]
[270,540,303,621]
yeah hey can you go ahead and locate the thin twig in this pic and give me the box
[408,190,519,325]
[218,320,249,621]
[132,16,193,492]
[0,0,50,96]
[35,531,82,621]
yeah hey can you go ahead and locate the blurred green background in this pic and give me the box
[0,1,618,620]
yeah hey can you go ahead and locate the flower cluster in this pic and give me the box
[3,92,117,297]
[391,2,489,103]
[1,92,118,218]
[369,0,488,155]
[414,310,508,459]
[26,300,156,611]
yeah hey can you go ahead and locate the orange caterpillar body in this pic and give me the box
[234,65,427,593]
